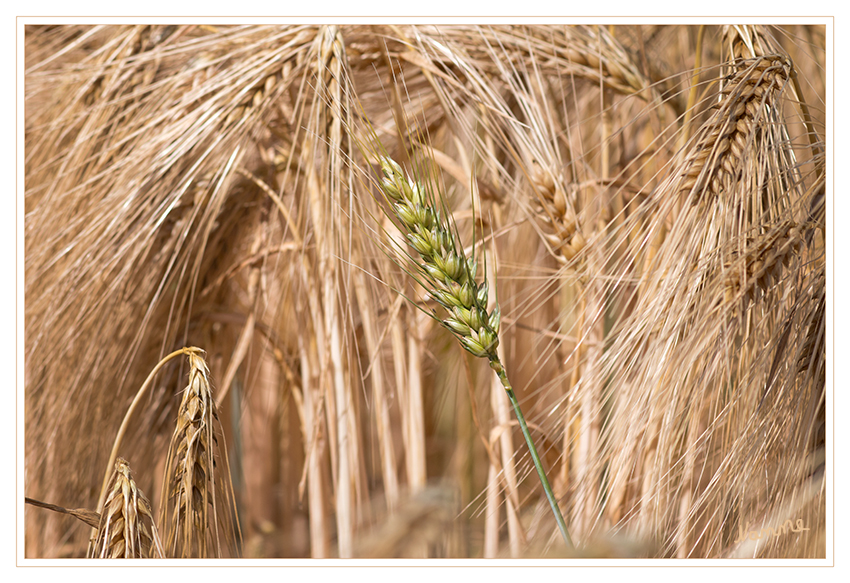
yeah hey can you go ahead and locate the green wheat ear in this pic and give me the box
[375,154,573,549]
[377,156,501,361]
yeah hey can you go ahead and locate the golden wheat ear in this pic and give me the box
[89,458,164,558]
[160,350,240,558]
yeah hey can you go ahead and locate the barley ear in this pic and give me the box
[98,347,204,515]
[89,458,164,558]
[160,350,240,557]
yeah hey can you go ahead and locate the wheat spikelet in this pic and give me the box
[160,350,239,557]
[796,270,825,389]
[368,142,572,545]
[375,156,502,361]
[89,458,164,558]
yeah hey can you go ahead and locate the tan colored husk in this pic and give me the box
[89,459,164,558]
[672,55,790,205]
[159,351,239,557]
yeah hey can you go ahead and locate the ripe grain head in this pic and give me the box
[160,350,239,557]
[89,458,164,559]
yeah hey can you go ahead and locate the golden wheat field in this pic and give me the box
[23,23,826,559]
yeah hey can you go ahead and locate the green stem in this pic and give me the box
[495,364,573,549]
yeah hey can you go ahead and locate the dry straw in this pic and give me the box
[24,497,101,530]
